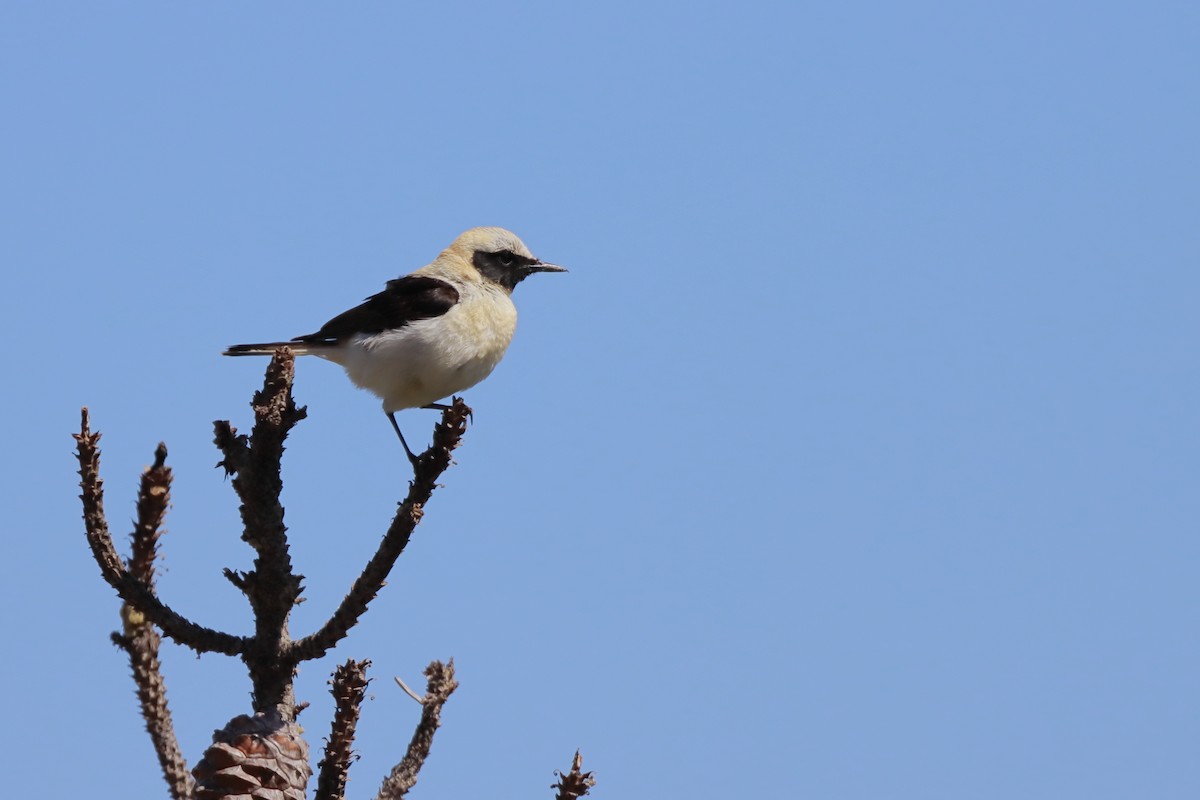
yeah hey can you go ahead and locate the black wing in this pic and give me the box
[293,275,460,345]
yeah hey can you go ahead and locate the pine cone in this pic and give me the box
[193,711,311,800]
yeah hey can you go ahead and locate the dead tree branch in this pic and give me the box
[75,409,245,657]
[108,442,194,800]
[552,751,596,799]
[211,349,308,716]
[375,659,459,800]
[315,659,372,800]
[78,352,579,798]
[289,399,471,662]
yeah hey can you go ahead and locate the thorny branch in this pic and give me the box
[553,751,597,800]
[108,442,194,800]
[211,349,308,715]
[375,660,459,800]
[77,352,585,798]
[289,399,471,662]
[75,409,245,657]
[315,660,371,800]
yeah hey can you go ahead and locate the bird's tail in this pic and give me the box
[223,342,316,357]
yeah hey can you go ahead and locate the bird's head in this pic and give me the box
[441,227,566,292]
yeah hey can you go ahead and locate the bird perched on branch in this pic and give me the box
[224,227,566,464]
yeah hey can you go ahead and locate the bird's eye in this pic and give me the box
[496,251,515,267]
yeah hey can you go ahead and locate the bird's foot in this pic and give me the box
[423,399,472,425]
[402,444,421,470]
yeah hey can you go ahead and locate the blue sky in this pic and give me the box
[2,2,1197,798]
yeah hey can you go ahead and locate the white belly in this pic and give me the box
[327,291,518,413]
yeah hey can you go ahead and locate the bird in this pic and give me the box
[224,227,566,465]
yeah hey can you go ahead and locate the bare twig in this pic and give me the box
[393,675,425,705]
[289,400,471,663]
[75,408,245,656]
[108,441,194,800]
[375,660,459,800]
[315,660,371,800]
[552,751,596,800]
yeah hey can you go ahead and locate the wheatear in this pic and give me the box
[224,227,565,464]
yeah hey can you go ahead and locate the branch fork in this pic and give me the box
[76,349,589,798]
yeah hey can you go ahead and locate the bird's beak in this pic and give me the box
[527,260,567,273]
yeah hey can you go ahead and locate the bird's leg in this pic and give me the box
[387,412,420,467]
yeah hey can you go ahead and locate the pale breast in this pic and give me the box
[340,286,518,412]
